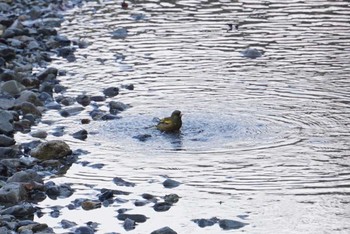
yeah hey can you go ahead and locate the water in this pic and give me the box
[18,0,350,233]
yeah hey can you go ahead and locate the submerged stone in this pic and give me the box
[151,226,177,234]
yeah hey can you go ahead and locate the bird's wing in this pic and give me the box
[159,117,172,125]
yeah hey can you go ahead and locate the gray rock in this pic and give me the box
[0,96,15,110]
[1,80,26,96]
[76,94,90,107]
[19,102,42,117]
[117,213,147,223]
[30,140,71,160]
[0,46,16,61]
[164,194,180,204]
[59,106,84,117]
[240,48,263,59]
[153,202,172,212]
[113,177,135,187]
[218,219,247,230]
[61,219,77,229]
[0,183,28,205]
[0,110,14,135]
[15,90,43,106]
[163,178,180,188]
[74,226,94,234]
[45,182,74,199]
[7,169,43,184]
[37,67,58,81]
[111,27,128,39]
[103,87,119,97]
[123,218,135,231]
[192,217,219,228]
[90,96,106,102]
[0,134,15,147]
[0,203,36,218]
[45,101,61,110]
[0,147,17,159]
[72,129,88,140]
[150,226,177,234]
[109,101,128,114]
[30,130,48,139]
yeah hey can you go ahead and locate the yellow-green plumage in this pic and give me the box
[156,110,182,132]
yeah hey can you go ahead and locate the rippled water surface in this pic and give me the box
[21,0,350,233]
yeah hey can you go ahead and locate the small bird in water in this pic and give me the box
[156,110,183,132]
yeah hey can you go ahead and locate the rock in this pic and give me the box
[150,226,177,234]
[90,96,106,102]
[0,110,14,135]
[133,134,151,142]
[59,106,84,117]
[76,94,90,106]
[19,102,42,117]
[240,48,263,59]
[1,80,26,96]
[134,200,149,206]
[123,218,135,231]
[45,182,74,199]
[153,202,172,212]
[98,190,114,202]
[0,46,16,61]
[45,101,61,110]
[74,226,94,234]
[0,134,15,147]
[81,119,90,124]
[113,177,135,187]
[0,96,15,109]
[109,101,128,114]
[116,213,147,223]
[192,217,219,228]
[142,193,156,200]
[121,84,134,90]
[103,87,119,97]
[0,203,35,218]
[72,129,88,140]
[15,90,43,106]
[164,194,180,204]
[111,27,128,39]
[0,147,17,159]
[61,219,77,229]
[0,182,28,205]
[30,130,48,139]
[81,200,101,210]
[163,178,180,188]
[30,140,71,160]
[218,219,247,230]
[7,169,43,184]
[37,67,58,81]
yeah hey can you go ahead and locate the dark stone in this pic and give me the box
[72,129,88,140]
[61,219,77,229]
[0,203,35,218]
[153,202,172,212]
[7,169,43,184]
[162,178,180,188]
[74,226,94,234]
[76,94,90,107]
[0,46,16,61]
[0,182,28,205]
[37,67,58,81]
[192,217,219,228]
[0,96,15,110]
[116,213,147,223]
[98,190,114,202]
[103,87,119,97]
[113,177,135,187]
[142,193,155,200]
[218,219,247,230]
[133,134,152,142]
[150,226,177,234]
[0,110,14,135]
[59,107,84,117]
[164,194,180,204]
[30,140,71,160]
[90,96,106,102]
[0,134,15,147]
[123,218,135,231]
[109,101,128,114]
[121,84,134,90]
[45,182,74,199]
[240,48,263,59]
[0,147,17,159]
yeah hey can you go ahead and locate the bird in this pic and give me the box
[156,110,183,132]
[121,0,128,9]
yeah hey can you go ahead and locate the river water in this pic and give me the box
[19,0,350,233]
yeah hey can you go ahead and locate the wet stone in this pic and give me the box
[76,94,90,107]
[98,190,114,202]
[30,140,71,160]
[192,217,219,228]
[61,219,77,229]
[0,203,35,218]
[7,169,43,184]
[150,226,177,234]
[72,129,88,140]
[153,202,172,212]
[74,226,94,234]
[103,87,119,97]
[81,200,101,210]
[0,110,14,135]
[0,182,28,205]
[113,177,135,187]
[123,218,135,231]
[163,178,180,188]
[0,134,15,147]
[218,219,247,230]
[117,213,147,223]
[30,130,48,139]
[133,134,152,142]
[164,194,180,204]
[0,147,17,159]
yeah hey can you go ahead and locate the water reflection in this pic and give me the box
[27,0,350,233]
